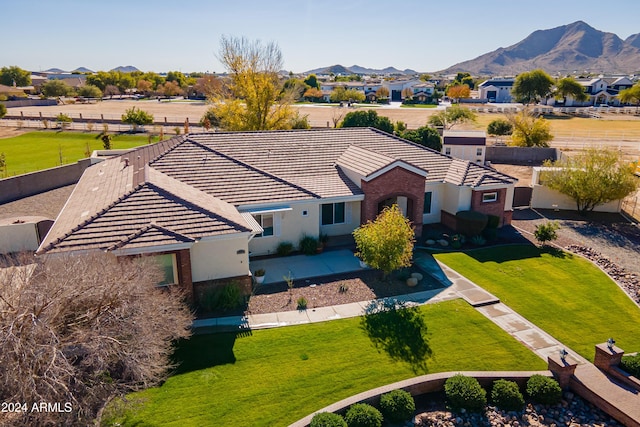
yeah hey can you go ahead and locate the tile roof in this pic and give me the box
[39,127,515,254]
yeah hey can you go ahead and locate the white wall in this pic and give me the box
[190,236,250,282]
[443,145,485,164]
[0,223,39,254]
[441,183,471,214]
[422,183,443,224]
[531,185,621,213]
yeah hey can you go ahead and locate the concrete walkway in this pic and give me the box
[192,253,640,423]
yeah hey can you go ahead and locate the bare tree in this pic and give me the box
[0,252,193,426]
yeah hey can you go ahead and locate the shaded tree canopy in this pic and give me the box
[512,69,554,104]
[399,126,442,151]
[487,118,513,136]
[41,80,73,97]
[0,252,193,426]
[555,77,588,103]
[506,109,553,147]
[209,35,296,131]
[427,105,476,129]
[541,148,638,214]
[340,109,394,134]
[618,84,640,111]
[0,66,31,87]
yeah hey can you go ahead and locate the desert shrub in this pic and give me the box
[526,375,562,405]
[380,389,415,423]
[620,354,640,378]
[491,379,524,411]
[297,296,308,310]
[56,113,72,129]
[449,234,465,249]
[344,403,383,427]
[299,235,319,255]
[0,103,6,119]
[534,221,560,246]
[444,374,487,412]
[338,283,349,293]
[470,235,486,246]
[455,210,488,236]
[310,412,347,427]
[276,241,294,256]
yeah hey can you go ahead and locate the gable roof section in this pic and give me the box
[336,145,396,176]
[107,223,195,251]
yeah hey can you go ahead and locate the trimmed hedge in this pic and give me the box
[344,403,383,427]
[310,412,347,427]
[620,353,640,378]
[491,379,524,411]
[380,389,415,423]
[526,375,562,405]
[455,211,488,236]
[444,374,487,412]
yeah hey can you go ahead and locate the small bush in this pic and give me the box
[344,403,383,427]
[338,283,349,293]
[486,214,500,229]
[297,296,308,310]
[299,235,319,255]
[470,235,486,246]
[201,282,243,312]
[491,379,524,411]
[310,412,347,427]
[380,389,415,423]
[526,375,562,405]
[534,221,560,246]
[276,241,294,256]
[254,268,265,277]
[620,354,640,378]
[449,234,465,249]
[455,210,488,236]
[444,374,487,412]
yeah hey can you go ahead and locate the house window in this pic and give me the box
[154,253,178,286]
[482,192,498,203]
[253,214,274,237]
[476,148,483,156]
[445,147,451,155]
[321,202,345,225]
[423,192,432,214]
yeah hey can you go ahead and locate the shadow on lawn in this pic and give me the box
[463,243,543,264]
[170,328,252,375]
[361,299,432,374]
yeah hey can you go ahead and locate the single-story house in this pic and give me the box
[477,78,515,103]
[37,128,517,299]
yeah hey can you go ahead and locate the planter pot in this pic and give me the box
[255,275,265,284]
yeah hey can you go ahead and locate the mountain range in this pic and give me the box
[304,64,417,75]
[442,21,640,75]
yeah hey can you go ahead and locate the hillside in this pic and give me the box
[443,21,640,75]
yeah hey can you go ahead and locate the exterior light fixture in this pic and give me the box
[607,338,616,350]
[559,348,568,361]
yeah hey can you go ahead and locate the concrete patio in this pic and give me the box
[249,248,365,284]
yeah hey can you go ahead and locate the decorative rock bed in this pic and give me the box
[567,244,640,305]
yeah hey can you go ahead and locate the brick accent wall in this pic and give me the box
[440,210,457,231]
[360,166,425,236]
[470,188,512,226]
[176,249,193,301]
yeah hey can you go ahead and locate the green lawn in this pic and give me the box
[103,300,545,427]
[434,245,640,360]
[0,131,153,176]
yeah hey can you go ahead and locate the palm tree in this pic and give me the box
[618,85,640,113]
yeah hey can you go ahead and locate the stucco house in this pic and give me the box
[442,131,486,164]
[37,128,517,299]
[477,78,515,103]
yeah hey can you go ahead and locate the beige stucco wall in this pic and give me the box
[422,183,443,224]
[441,183,472,214]
[444,146,485,164]
[190,235,250,282]
[320,201,361,236]
[531,185,621,213]
[0,223,39,254]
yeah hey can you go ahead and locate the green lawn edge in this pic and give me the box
[434,245,640,360]
[103,299,545,426]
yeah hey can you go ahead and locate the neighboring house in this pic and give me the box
[37,128,517,299]
[530,167,622,212]
[477,78,515,103]
[442,131,486,164]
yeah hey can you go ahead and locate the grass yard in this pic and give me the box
[435,245,640,360]
[0,131,153,176]
[103,300,545,427]
[400,104,438,108]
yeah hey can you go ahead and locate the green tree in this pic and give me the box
[340,110,393,134]
[209,35,296,131]
[0,66,31,87]
[555,77,588,104]
[541,148,638,214]
[399,126,442,151]
[618,84,640,112]
[166,70,187,88]
[344,88,365,103]
[0,103,6,119]
[487,118,513,137]
[41,80,73,97]
[303,74,320,89]
[353,204,415,278]
[77,84,103,98]
[506,109,553,147]
[121,107,154,131]
[427,104,476,129]
[534,221,560,246]
[512,69,554,104]
[282,78,307,101]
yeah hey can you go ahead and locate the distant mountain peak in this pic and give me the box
[111,65,140,73]
[442,21,640,75]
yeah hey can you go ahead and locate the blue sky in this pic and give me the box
[2,0,639,73]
